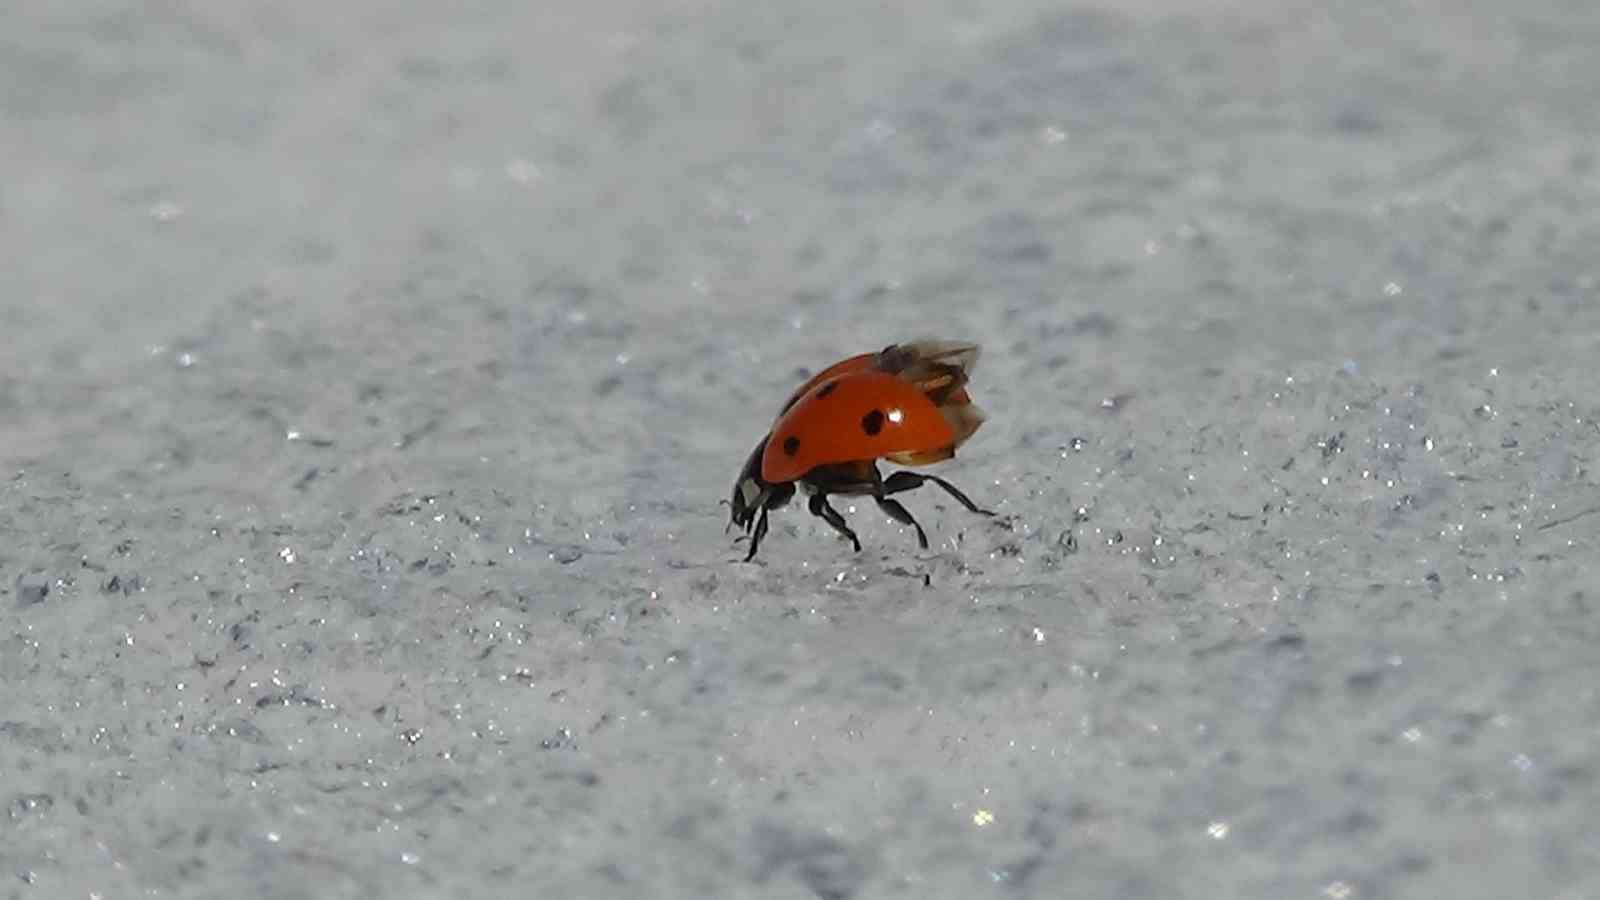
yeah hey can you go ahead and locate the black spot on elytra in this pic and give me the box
[815,381,837,398]
[860,409,885,436]
[782,436,801,456]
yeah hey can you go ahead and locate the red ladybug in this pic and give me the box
[728,340,993,560]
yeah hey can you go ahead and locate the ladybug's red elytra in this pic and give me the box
[728,340,993,561]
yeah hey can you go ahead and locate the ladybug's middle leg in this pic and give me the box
[807,493,862,552]
[873,497,929,549]
[869,467,930,550]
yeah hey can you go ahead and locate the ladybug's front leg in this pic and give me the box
[807,493,862,553]
[745,504,771,562]
[740,481,795,561]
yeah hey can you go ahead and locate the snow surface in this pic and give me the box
[4,1,1599,897]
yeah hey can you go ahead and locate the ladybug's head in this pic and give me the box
[730,434,801,530]
[728,440,763,530]
[730,436,793,532]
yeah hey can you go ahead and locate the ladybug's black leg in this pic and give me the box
[882,471,995,517]
[866,465,928,550]
[874,497,929,549]
[734,484,768,536]
[739,482,794,561]
[808,493,862,553]
[745,504,770,561]
[743,495,764,536]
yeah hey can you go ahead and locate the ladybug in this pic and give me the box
[728,340,993,560]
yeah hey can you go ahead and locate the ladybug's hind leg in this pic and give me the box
[881,471,995,517]
[807,493,862,553]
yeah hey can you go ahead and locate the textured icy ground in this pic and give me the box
[4,1,1599,897]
